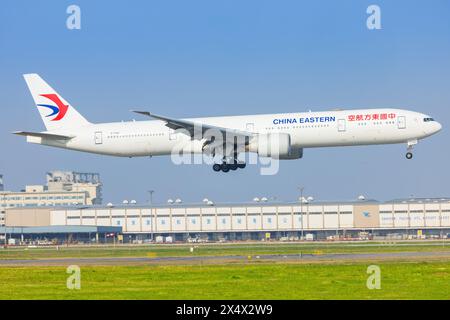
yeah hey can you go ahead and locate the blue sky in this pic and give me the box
[1,0,449,204]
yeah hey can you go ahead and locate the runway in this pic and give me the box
[2,250,450,266]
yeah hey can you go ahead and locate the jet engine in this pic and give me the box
[247,133,303,159]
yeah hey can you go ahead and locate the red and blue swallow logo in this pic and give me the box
[37,94,69,121]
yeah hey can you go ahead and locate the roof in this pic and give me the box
[385,197,450,204]
[4,198,450,213]
[0,225,122,234]
[63,199,381,210]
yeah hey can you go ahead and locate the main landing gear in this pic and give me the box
[212,160,246,173]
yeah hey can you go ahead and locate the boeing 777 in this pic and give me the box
[14,74,442,172]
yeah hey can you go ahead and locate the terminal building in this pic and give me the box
[0,171,102,226]
[2,197,450,243]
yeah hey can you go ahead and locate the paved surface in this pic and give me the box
[1,251,450,266]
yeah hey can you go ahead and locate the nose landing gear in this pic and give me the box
[405,139,417,160]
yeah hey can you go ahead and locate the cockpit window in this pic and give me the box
[424,118,435,122]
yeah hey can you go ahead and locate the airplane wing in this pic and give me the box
[131,111,254,143]
[12,131,75,140]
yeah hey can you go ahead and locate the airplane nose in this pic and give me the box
[437,122,442,131]
[435,121,442,133]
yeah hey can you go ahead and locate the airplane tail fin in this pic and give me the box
[23,74,90,131]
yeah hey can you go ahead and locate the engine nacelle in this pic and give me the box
[248,133,303,159]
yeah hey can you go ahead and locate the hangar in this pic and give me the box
[3,197,450,243]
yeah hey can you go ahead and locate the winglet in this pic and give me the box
[131,110,152,117]
[131,110,174,123]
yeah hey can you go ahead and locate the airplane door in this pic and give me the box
[94,131,103,144]
[246,123,254,132]
[398,116,406,129]
[338,119,346,132]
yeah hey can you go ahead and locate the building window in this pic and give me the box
[191,219,196,224]
[146,220,151,225]
[206,218,211,225]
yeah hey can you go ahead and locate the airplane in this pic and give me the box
[14,73,442,173]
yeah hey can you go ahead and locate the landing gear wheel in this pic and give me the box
[221,164,230,172]
[406,152,413,160]
[229,163,238,171]
[213,164,221,172]
[237,163,246,169]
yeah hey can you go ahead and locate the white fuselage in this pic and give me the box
[31,108,441,157]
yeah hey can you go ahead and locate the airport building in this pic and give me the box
[3,197,450,243]
[0,171,102,226]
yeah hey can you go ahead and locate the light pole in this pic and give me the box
[148,190,154,205]
[147,190,155,242]
[1,192,7,247]
[298,187,304,240]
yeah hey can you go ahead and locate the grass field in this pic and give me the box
[1,261,450,299]
[1,242,450,299]
[1,241,450,260]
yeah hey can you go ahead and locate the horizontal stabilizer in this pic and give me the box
[12,131,74,140]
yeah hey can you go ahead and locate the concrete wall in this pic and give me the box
[5,208,51,227]
[49,204,360,233]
